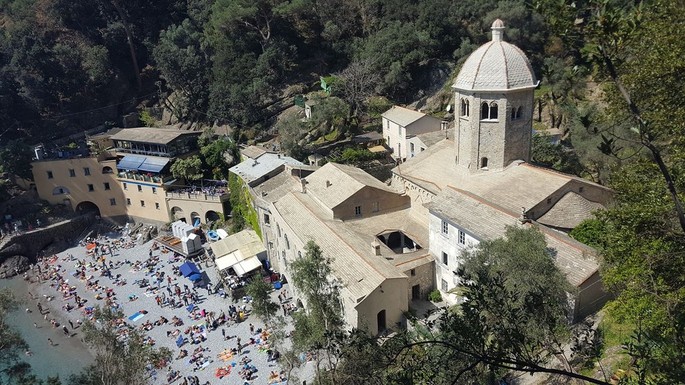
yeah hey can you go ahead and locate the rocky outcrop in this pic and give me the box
[0,255,31,278]
[0,215,95,277]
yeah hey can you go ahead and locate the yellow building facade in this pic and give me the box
[32,157,128,220]
[32,127,229,226]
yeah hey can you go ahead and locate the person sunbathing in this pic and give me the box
[176,349,188,359]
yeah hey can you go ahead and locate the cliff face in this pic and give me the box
[0,215,95,277]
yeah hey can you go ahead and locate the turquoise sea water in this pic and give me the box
[0,277,93,382]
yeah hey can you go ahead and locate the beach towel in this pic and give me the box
[128,311,145,322]
[175,335,185,348]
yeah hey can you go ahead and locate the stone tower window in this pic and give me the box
[489,103,498,119]
[481,102,498,120]
[481,157,489,169]
[511,106,522,120]
[460,98,470,117]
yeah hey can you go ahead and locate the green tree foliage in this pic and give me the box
[0,0,187,139]
[227,173,261,237]
[0,139,33,180]
[328,147,383,166]
[533,0,685,380]
[73,306,171,385]
[153,17,211,121]
[1,0,555,143]
[170,155,203,182]
[531,134,583,176]
[308,96,350,137]
[578,160,685,381]
[245,278,279,325]
[290,241,344,380]
[199,134,238,180]
[206,0,298,126]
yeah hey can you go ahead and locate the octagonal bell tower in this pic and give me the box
[453,19,538,173]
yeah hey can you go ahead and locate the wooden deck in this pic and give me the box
[155,235,204,258]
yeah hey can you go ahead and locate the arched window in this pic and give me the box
[277,224,281,237]
[102,166,113,174]
[489,103,498,119]
[460,99,469,117]
[52,186,69,195]
[481,157,489,169]
[284,234,290,250]
[481,102,498,120]
[511,106,517,120]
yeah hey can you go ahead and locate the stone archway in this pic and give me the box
[75,201,100,216]
[171,206,185,222]
[190,212,201,226]
[205,210,220,223]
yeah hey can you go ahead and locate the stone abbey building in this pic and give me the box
[229,20,612,335]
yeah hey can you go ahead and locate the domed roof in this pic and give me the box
[453,20,537,92]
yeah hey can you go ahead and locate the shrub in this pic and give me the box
[428,290,443,302]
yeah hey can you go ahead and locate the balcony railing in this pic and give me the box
[165,191,229,202]
[117,171,171,184]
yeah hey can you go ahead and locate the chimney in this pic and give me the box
[252,159,258,167]
[326,180,331,188]
[519,207,531,224]
[277,154,281,159]
[371,239,381,256]
[300,179,307,193]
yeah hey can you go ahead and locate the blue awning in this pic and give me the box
[138,156,170,173]
[179,262,201,278]
[117,155,146,170]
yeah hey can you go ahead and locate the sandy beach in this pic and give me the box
[21,230,313,385]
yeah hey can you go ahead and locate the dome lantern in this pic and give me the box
[491,19,505,42]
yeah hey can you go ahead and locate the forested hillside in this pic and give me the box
[0,0,549,141]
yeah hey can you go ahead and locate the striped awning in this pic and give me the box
[138,156,170,173]
[117,155,146,170]
[117,155,169,173]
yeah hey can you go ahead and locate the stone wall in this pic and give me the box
[0,215,95,277]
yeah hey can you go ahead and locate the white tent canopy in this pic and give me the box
[233,255,262,276]
[211,229,265,276]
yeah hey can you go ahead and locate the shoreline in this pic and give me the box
[0,275,93,381]
[19,231,310,385]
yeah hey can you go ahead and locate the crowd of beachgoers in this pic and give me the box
[22,231,308,385]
